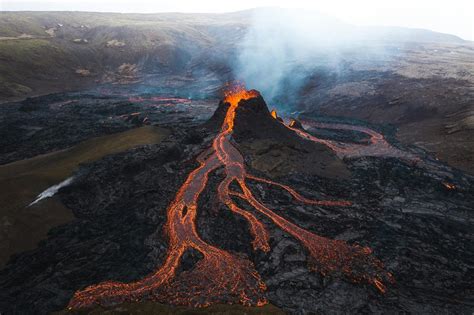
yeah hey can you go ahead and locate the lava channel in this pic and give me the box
[68,85,393,310]
[289,119,419,162]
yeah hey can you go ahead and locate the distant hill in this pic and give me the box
[358,26,465,43]
[0,9,467,101]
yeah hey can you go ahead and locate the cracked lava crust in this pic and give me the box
[67,86,393,310]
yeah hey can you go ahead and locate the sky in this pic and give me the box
[1,0,473,41]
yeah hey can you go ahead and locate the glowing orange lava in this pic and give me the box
[271,109,278,119]
[443,182,456,190]
[289,119,419,161]
[68,85,393,310]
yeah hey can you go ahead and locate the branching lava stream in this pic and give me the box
[289,119,419,161]
[68,86,393,310]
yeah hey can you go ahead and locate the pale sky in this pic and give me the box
[1,0,473,40]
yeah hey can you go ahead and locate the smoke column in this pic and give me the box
[233,8,400,109]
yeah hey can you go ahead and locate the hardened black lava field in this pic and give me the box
[0,88,472,314]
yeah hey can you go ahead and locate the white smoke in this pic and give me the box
[233,9,352,102]
[232,8,414,107]
[29,177,74,206]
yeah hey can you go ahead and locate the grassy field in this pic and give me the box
[0,126,169,268]
[0,37,74,98]
[0,11,238,101]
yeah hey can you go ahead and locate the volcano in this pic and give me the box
[0,87,472,314]
[207,91,289,141]
[67,87,390,309]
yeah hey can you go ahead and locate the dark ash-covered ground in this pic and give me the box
[0,92,473,314]
[0,89,217,165]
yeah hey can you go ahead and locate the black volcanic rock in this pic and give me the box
[0,92,217,165]
[206,91,312,142]
[205,92,285,138]
[0,92,473,315]
[232,94,292,142]
[205,91,350,179]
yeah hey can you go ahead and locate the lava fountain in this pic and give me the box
[68,85,393,310]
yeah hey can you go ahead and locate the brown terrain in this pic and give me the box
[1,11,472,174]
[0,9,473,315]
[295,42,474,173]
[0,126,169,268]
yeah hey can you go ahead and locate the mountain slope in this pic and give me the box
[0,10,467,101]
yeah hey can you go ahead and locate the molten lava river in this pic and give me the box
[289,119,419,161]
[68,87,393,310]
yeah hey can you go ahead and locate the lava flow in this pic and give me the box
[68,86,393,310]
[128,96,192,104]
[289,119,419,161]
